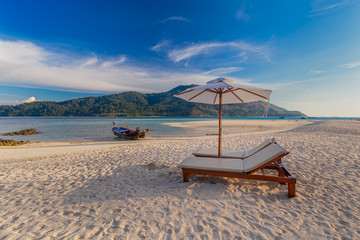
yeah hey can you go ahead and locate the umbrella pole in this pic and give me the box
[218,92,222,158]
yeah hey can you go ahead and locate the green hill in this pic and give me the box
[0,85,306,117]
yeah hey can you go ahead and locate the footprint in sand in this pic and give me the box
[85,226,104,238]
[148,220,160,234]
[186,227,195,239]
[194,224,204,233]
[200,234,210,240]
[212,229,220,239]
[221,230,231,239]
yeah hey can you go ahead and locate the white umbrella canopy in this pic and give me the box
[174,77,272,157]
[175,77,272,104]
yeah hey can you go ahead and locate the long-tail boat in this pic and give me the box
[112,121,146,140]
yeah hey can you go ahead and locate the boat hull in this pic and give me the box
[112,127,141,140]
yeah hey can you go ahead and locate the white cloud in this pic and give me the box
[159,16,190,23]
[204,67,244,75]
[166,41,271,63]
[341,61,360,69]
[0,39,223,93]
[310,0,356,16]
[22,96,38,103]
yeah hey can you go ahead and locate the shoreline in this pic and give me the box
[0,120,313,163]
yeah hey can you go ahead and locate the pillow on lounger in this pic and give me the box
[243,143,283,172]
[242,138,275,158]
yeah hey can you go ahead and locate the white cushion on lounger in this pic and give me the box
[193,137,275,159]
[243,138,275,158]
[243,143,283,172]
[177,156,245,173]
[178,143,284,173]
[193,149,245,159]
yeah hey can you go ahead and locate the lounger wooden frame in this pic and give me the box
[181,144,296,198]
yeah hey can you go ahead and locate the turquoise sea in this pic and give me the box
[0,117,357,142]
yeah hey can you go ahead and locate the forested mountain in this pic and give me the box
[0,85,306,117]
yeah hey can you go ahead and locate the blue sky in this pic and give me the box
[0,0,359,117]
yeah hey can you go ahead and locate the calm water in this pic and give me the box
[0,116,357,142]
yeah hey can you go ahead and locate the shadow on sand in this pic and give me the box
[62,163,290,204]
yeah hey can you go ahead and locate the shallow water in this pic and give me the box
[0,116,356,142]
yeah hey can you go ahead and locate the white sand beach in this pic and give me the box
[0,120,359,239]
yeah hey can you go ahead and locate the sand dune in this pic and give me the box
[0,120,359,239]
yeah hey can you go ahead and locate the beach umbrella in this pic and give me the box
[174,77,272,158]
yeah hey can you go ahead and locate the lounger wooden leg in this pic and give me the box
[182,170,191,182]
[278,171,286,185]
[288,183,296,198]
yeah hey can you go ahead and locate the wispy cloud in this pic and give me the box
[309,70,325,75]
[236,4,250,22]
[159,16,190,23]
[270,77,326,91]
[0,93,23,98]
[310,0,356,16]
[78,55,126,68]
[101,56,127,68]
[204,67,244,75]
[238,52,249,63]
[341,61,360,69]
[0,39,217,94]
[150,39,171,52]
[0,99,20,105]
[164,41,271,63]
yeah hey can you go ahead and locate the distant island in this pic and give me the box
[0,85,306,117]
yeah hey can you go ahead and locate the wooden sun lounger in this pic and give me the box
[178,142,296,198]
